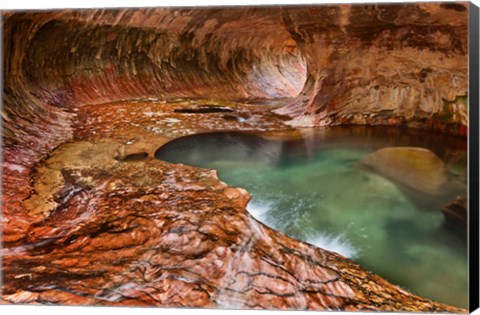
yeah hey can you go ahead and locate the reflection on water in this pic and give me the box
[155,126,468,308]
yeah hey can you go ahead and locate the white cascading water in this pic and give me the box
[246,198,359,259]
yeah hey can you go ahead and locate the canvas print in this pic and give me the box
[1,1,478,313]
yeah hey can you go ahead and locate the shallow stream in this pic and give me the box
[155,126,468,308]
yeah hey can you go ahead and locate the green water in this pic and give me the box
[155,126,468,308]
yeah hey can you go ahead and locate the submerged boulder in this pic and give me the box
[442,195,467,229]
[360,147,449,195]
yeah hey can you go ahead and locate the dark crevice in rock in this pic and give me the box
[440,3,468,12]
[117,152,149,161]
[173,107,235,114]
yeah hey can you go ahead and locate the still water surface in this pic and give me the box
[155,126,468,308]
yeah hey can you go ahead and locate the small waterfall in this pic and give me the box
[308,232,359,259]
[246,199,273,223]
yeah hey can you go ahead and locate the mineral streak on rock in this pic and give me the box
[0,3,468,312]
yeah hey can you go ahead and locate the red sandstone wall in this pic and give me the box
[2,4,469,146]
[0,4,470,311]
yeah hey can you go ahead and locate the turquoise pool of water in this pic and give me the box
[155,126,468,308]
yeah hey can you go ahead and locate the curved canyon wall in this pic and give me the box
[1,3,469,312]
[3,3,469,143]
[2,8,308,239]
[279,3,468,135]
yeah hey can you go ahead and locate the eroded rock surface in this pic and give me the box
[0,100,466,312]
[277,3,469,135]
[1,3,469,312]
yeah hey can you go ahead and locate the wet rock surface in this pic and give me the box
[1,4,469,312]
[2,4,468,137]
[360,147,450,195]
[0,100,466,312]
[442,196,468,229]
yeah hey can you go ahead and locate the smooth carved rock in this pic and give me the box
[0,4,469,312]
[1,100,466,312]
[0,158,465,312]
[278,3,468,135]
[360,147,450,195]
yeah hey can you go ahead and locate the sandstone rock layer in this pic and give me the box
[1,3,469,312]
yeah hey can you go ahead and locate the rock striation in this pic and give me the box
[0,100,466,312]
[1,3,469,312]
[277,3,469,136]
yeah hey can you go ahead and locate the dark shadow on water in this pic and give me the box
[155,132,286,168]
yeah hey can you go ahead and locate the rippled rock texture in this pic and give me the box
[1,3,469,312]
[277,3,469,135]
